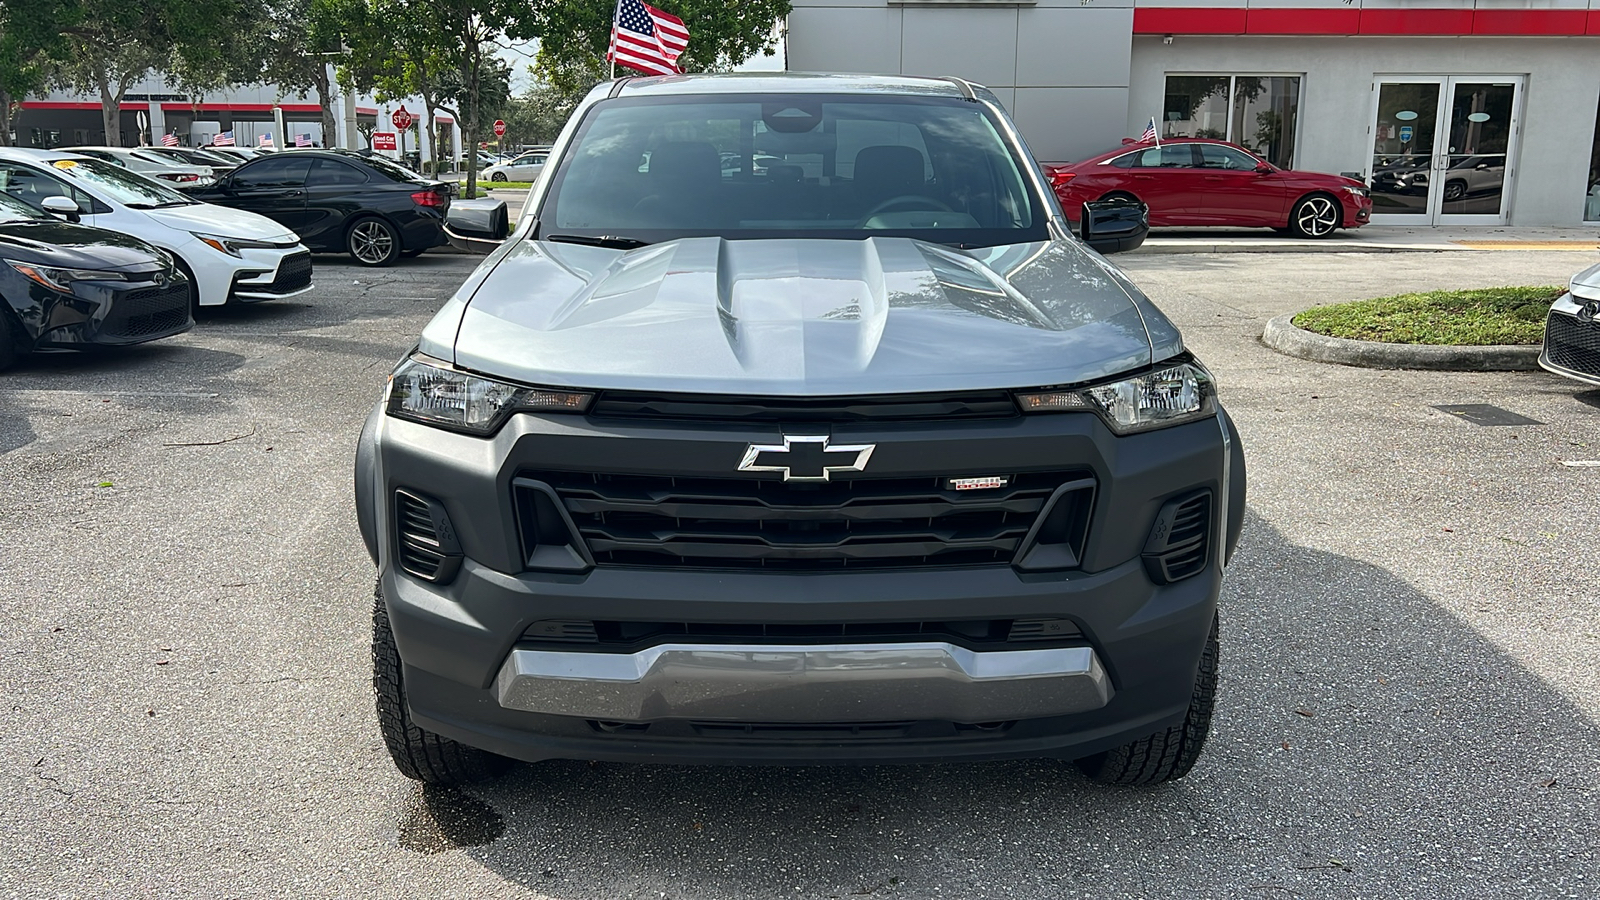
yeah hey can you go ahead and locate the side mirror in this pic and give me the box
[1255,163,1275,174]
[41,195,82,223]
[444,197,510,254]
[1079,197,1148,255]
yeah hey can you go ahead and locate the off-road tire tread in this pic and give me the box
[372,580,510,784]
[1077,614,1219,786]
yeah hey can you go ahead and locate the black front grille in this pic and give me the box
[525,470,1093,570]
[1546,312,1600,376]
[590,390,1018,422]
[591,719,1016,740]
[267,252,313,294]
[519,617,1084,650]
[100,282,190,339]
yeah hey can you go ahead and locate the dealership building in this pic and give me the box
[786,1,1600,225]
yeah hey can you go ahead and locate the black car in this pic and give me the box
[0,193,192,371]
[186,150,452,267]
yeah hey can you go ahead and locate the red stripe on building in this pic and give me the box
[1359,9,1476,35]
[1132,7,1247,34]
[1134,6,1600,36]
[1472,9,1587,35]
[158,103,325,113]
[356,106,379,116]
[1246,8,1359,35]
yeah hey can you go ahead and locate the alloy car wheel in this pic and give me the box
[490,172,507,182]
[1289,195,1340,239]
[348,218,400,267]
[1443,181,1467,202]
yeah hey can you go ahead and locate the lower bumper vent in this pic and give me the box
[1142,490,1212,584]
[1546,312,1600,376]
[395,490,462,583]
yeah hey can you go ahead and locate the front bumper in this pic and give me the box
[9,269,194,349]
[1540,297,1600,386]
[360,402,1245,764]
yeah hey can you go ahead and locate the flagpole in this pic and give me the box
[609,0,620,79]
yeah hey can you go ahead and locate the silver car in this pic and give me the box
[1540,262,1600,387]
[57,146,215,187]
[482,150,548,182]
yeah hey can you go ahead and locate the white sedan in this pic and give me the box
[482,151,548,182]
[0,149,312,308]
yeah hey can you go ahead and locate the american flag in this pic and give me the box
[607,0,688,76]
[213,131,235,147]
[161,130,179,147]
[295,133,312,148]
[1139,117,1159,145]
[259,133,273,147]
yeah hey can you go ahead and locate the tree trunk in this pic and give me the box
[314,64,337,148]
[0,91,12,148]
[463,44,482,200]
[96,69,119,146]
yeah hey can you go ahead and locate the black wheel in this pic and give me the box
[1287,194,1341,239]
[1076,614,1219,786]
[0,307,28,372]
[373,580,512,784]
[171,255,203,315]
[490,172,507,183]
[347,217,401,267]
[1443,180,1467,202]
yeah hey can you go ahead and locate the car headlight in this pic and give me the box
[386,353,593,435]
[1343,186,1370,198]
[191,232,283,257]
[1015,361,1216,434]
[5,258,129,293]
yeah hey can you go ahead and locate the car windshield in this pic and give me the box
[0,191,47,223]
[537,93,1050,248]
[50,158,195,208]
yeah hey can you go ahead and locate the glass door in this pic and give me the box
[1368,76,1523,225]
[1369,78,1443,221]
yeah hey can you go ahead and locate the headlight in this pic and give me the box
[1016,361,1216,434]
[386,353,593,435]
[191,232,283,257]
[1343,186,1370,198]
[5,258,128,293]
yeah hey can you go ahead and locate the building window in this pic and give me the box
[1162,75,1301,168]
[1586,90,1600,223]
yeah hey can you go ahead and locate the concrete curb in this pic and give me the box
[1261,313,1542,371]
[1139,240,1457,255]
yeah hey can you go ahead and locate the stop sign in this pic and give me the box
[493,119,506,138]
[391,106,414,131]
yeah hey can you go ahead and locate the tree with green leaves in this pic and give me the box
[0,0,72,146]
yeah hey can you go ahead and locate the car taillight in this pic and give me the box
[1047,169,1076,190]
[159,173,200,182]
[411,190,447,208]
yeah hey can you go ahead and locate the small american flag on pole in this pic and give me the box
[295,133,312,148]
[1140,117,1159,146]
[213,131,235,147]
[607,0,688,76]
[161,130,179,147]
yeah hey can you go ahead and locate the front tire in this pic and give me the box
[1288,194,1341,239]
[0,307,28,372]
[489,172,507,183]
[373,580,512,784]
[1076,614,1219,786]
[347,217,401,267]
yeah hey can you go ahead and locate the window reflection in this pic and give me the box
[1161,75,1301,168]
[1587,90,1600,223]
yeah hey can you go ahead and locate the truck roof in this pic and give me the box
[610,71,980,100]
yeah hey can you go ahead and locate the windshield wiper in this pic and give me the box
[151,200,196,208]
[545,233,650,249]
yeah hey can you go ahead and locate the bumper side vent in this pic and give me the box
[1142,490,1212,584]
[1007,617,1084,641]
[521,620,600,643]
[512,478,594,572]
[1012,478,1097,571]
[1545,311,1600,375]
[395,489,463,583]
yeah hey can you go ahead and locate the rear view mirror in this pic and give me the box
[444,197,510,254]
[1079,197,1148,254]
[41,195,82,223]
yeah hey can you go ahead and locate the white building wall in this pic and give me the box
[1130,36,1600,225]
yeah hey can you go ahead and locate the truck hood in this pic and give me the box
[145,202,299,243]
[439,236,1178,395]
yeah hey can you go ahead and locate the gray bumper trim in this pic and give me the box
[494,642,1113,723]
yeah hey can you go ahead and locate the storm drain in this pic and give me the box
[1432,404,1543,427]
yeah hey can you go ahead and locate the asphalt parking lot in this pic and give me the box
[2,247,1597,899]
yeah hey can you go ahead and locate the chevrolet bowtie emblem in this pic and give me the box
[737,435,875,482]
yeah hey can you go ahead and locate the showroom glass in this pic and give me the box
[538,94,1050,248]
[1589,90,1600,223]
[1440,82,1514,217]
[1161,75,1300,167]
[52,158,194,207]
[1369,82,1440,216]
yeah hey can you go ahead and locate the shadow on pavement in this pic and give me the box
[400,510,1598,898]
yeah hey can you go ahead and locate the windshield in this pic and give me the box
[0,191,46,224]
[50,158,194,207]
[537,93,1050,248]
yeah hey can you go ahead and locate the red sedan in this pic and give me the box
[1045,139,1372,239]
